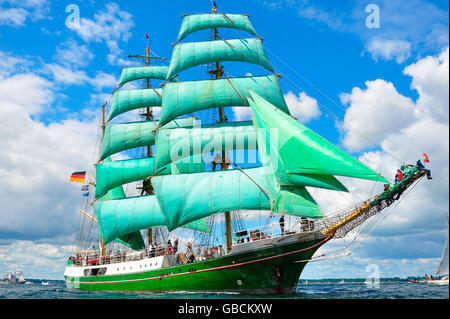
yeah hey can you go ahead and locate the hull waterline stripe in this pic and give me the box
[66,234,333,285]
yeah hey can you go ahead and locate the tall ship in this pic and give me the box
[64,4,431,293]
[1,270,25,284]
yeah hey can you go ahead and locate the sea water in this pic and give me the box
[0,280,448,299]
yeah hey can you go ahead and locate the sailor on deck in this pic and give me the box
[279,214,285,235]
[416,160,432,180]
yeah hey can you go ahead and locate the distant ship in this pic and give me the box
[1,270,26,284]
[428,214,449,286]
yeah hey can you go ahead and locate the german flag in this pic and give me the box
[69,171,86,183]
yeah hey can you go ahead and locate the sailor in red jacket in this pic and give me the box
[396,169,404,182]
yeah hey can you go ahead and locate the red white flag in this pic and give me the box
[146,33,149,39]
[423,152,430,163]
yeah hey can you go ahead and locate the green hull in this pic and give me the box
[65,235,331,294]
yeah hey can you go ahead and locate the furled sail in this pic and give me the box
[118,66,172,87]
[151,167,322,231]
[158,75,288,127]
[94,195,210,245]
[178,14,258,40]
[166,38,273,79]
[108,88,162,121]
[247,91,389,183]
[100,117,196,161]
[154,121,257,171]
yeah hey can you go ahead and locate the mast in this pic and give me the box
[130,34,159,246]
[100,103,106,257]
[210,1,233,253]
[144,35,154,246]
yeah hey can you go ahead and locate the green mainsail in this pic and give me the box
[100,117,196,161]
[166,38,273,80]
[158,75,288,127]
[154,120,257,171]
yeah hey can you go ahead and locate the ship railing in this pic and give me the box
[73,247,169,267]
[232,220,319,246]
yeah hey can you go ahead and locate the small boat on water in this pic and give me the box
[428,214,449,286]
[41,281,50,286]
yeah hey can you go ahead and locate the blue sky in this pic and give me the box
[0,0,448,281]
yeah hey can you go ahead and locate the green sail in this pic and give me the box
[151,167,322,231]
[167,38,273,79]
[94,195,210,245]
[154,121,257,171]
[95,155,207,199]
[170,153,207,174]
[158,75,288,127]
[178,14,258,40]
[100,117,196,161]
[97,158,145,251]
[95,157,169,199]
[118,66,172,86]
[247,91,389,183]
[108,88,162,121]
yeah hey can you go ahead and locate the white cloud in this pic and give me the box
[310,47,449,277]
[71,3,135,66]
[284,91,321,123]
[0,73,53,114]
[0,0,49,26]
[53,39,94,69]
[265,0,449,64]
[366,38,412,64]
[0,50,30,78]
[230,106,252,121]
[0,7,28,26]
[0,240,74,279]
[43,63,117,90]
[0,61,99,257]
[339,79,418,152]
[403,47,449,123]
